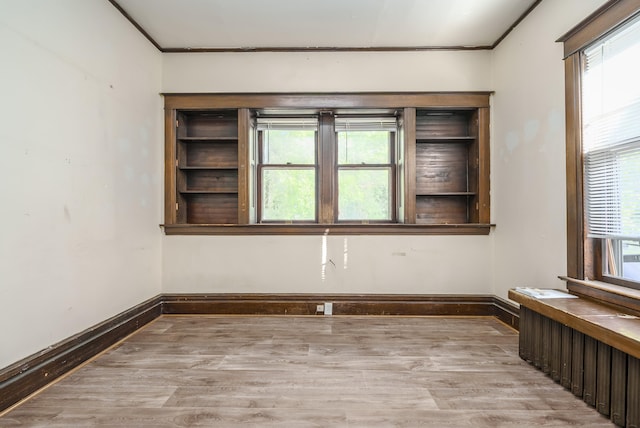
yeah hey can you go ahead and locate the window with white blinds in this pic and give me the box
[582,14,640,241]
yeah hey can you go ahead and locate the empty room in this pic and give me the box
[1,0,639,426]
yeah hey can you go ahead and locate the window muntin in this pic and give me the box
[255,115,399,223]
[257,119,318,222]
[581,14,640,287]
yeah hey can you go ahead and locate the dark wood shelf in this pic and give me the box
[416,136,475,142]
[161,223,494,235]
[179,190,238,194]
[164,95,490,230]
[416,192,476,196]
[179,166,238,170]
[178,136,238,142]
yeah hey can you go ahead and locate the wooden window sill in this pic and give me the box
[559,276,640,316]
[161,223,494,235]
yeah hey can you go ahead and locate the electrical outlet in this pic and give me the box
[324,302,333,315]
[316,304,324,314]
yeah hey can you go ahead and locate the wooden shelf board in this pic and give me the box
[179,136,238,142]
[162,223,494,235]
[416,136,475,142]
[180,190,239,194]
[416,192,476,196]
[179,166,239,170]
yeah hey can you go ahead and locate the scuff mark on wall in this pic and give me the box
[523,119,540,143]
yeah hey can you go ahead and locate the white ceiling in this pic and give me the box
[112,0,540,51]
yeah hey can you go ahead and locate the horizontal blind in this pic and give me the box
[335,117,397,132]
[256,117,318,130]
[583,14,640,240]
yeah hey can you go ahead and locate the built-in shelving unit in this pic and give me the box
[413,109,484,225]
[175,110,239,224]
[163,93,491,234]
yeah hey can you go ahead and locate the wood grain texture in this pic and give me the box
[564,54,584,279]
[512,288,640,427]
[610,348,626,426]
[0,316,613,427]
[403,107,417,224]
[509,289,640,359]
[558,0,640,58]
[0,296,162,412]
[184,193,239,224]
[0,294,518,414]
[161,222,493,235]
[163,93,492,110]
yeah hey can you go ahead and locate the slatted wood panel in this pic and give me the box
[550,319,563,382]
[572,330,585,397]
[519,306,530,361]
[184,113,238,138]
[584,335,598,407]
[415,111,472,138]
[597,342,612,416]
[561,325,573,389]
[183,142,238,168]
[542,316,552,374]
[512,289,640,427]
[185,194,238,224]
[415,196,468,224]
[628,356,640,428]
[534,310,544,370]
[611,348,627,426]
[415,143,469,194]
[184,169,238,193]
[0,316,615,427]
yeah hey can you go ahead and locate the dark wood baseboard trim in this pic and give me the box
[1,293,519,413]
[492,296,520,330]
[162,293,509,317]
[0,296,163,412]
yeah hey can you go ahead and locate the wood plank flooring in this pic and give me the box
[0,316,614,427]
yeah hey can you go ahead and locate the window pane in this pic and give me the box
[262,169,315,221]
[338,131,390,164]
[262,130,315,164]
[605,239,640,282]
[338,169,390,220]
[583,14,640,240]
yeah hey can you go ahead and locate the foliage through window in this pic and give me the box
[256,114,399,224]
[257,119,318,222]
[336,117,397,221]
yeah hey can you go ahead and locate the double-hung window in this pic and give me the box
[335,117,397,222]
[582,14,640,287]
[563,1,640,292]
[256,118,318,222]
[255,113,399,224]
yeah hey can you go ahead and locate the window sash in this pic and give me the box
[334,119,397,222]
[258,166,317,222]
[582,14,640,241]
[337,167,394,221]
[256,120,319,222]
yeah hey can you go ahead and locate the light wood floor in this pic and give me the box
[1,316,614,427]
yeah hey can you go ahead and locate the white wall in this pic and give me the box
[163,235,492,294]
[162,51,491,92]
[490,0,607,300]
[0,1,163,368]
[161,50,494,295]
